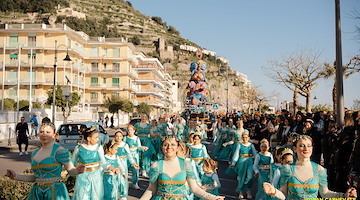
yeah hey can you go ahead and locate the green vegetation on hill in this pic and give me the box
[0,0,69,13]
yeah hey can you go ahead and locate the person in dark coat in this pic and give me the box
[16,117,29,156]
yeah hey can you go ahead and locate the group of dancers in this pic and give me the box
[5,113,358,200]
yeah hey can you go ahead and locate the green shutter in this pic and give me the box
[10,54,18,59]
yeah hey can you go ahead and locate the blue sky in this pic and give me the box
[129,0,360,109]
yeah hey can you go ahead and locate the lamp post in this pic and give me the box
[335,0,344,127]
[52,40,72,124]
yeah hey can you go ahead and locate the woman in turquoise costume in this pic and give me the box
[212,120,228,158]
[114,130,140,199]
[134,114,156,177]
[228,130,257,199]
[71,126,116,200]
[253,139,273,200]
[263,135,358,200]
[189,134,210,178]
[125,124,148,190]
[217,119,236,160]
[174,117,186,141]
[150,119,163,159]
[6,123,85,200]
[103,141,126,200]
[140,135,224,200]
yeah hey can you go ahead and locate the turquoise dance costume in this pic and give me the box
[217,125,236,160]
[212,126,228,157]
[125,135,144,185]
[29,143,71,200]
[228,142,258,193]
[175,123,186,141]
[253,152,274,200]
[190,143,210,178]
[116,141,136,198]
[71,143,108,200]
[200,172,221,200]
[134,122,156,172]
[150,126,163,159]
[103,154,126,200]
[148,157,197,199]
[270,163,282,189]
[279,161,329,200]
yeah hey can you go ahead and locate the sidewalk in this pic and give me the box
[0,137,41,152]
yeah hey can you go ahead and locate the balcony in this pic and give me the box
[90,98,99,103]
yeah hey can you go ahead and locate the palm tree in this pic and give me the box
[320,62,358,113]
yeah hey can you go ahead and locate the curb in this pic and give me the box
[0,139,41,152]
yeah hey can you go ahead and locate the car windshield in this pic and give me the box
[58,124,83,135]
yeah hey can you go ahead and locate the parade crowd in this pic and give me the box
[5,110,360,200]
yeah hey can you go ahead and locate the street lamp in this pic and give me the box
[52,40,71,124]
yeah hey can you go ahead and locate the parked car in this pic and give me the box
[57,121,109,151]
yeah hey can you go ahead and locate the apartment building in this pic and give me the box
[0,23,177,116]
[133,53,176,117]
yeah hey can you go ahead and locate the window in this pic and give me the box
[91,93,98,102]
[103,48,107,56]
[113,63,120,72]
[103,78,106,84]
[113,47,120,57]
[112,78,119,87]
[91,46,99,57]
[91,78,98,86]
[112,92,120,97]
[9,88,17,99]
[102,93,107,100]
[10,36,18,47]
[27,88,35,97]
[10,54,18,65]
[8,70,17,82]
[28,71,36,82]
[28,53,36,65]
[91,62,98,72]
[28,36,36,47]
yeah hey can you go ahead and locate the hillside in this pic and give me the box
[0,0,245,108]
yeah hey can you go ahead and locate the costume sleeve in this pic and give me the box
[279,164,291,187]
[55,147,71,164]
[148,162,159,183]
[318,166,344,198]
[98,145,110,169]
[188,158,201,185]
[202,145,210,159]
[231,143,240,165]
[184,158,197,180]
[271,168,281,188]
[251,144,258,157]
[270,154,274,164]
[71,145,80,166]
[188,178,218,200]
[253,154,260,174]
[117,157,126,175]
[125,144,136,165]
[136,138,145,151]
[140,181,158,200]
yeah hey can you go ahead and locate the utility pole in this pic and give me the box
[335,0,345,127]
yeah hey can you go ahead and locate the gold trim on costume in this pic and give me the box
[31,163,58,169]
[288,183,319,189]
[192,157,204,162]
[241,154,252,158]
[158,180,187,184]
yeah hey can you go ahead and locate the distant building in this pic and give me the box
[0,23,175,117]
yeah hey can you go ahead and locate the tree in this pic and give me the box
[104,96,134,127]
[46,86,81,122]
[2,98,15,111]
[168,25,180,35]
[130,36,141,45]
[137,102,152,116]
[311,104,332,113]
[320,61,358,113]
[264,50,325,113]
[352,99,360,110]
[33,102,42,109]
[121,99,134,114]
[19,100,29,111]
